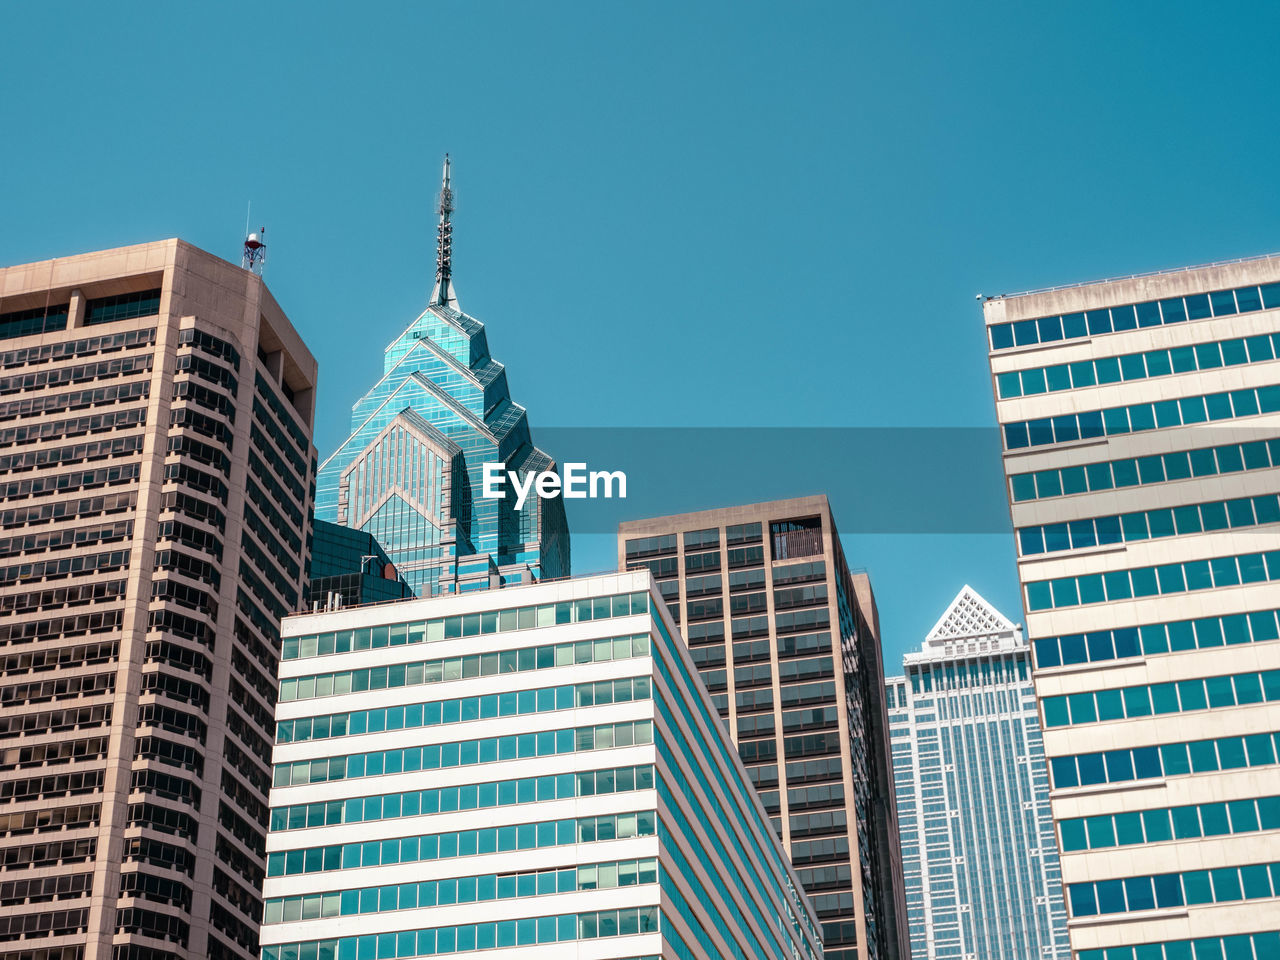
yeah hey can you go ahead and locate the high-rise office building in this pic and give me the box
[618,495,908,960]
[0,240,317,960]
[985,257,1280,960]
[315,159,568,597]
[885,586,1069,960]
[259,571,822,960]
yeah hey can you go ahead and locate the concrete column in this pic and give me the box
[68,287,85,329]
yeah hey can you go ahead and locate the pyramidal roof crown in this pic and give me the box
[924,585,1016,644]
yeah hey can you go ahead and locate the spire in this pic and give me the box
[429,154,459,309]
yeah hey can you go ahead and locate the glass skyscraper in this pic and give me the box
[886,586,1069,960]
[986,256,1280,960]
[315,159,568,596]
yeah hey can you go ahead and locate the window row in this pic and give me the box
[1059,794,1280,852]
[1050,730,1280,789]
[906,654,1029,694]
[624,534,676,559]
[265,809,658,877]
[0,405,145,452]
[1026,548,1280,612]
[1011,436,1280,503]
[261,906,660,960]
[0,432,144,475]
[284,591,650,662]
[1033,608,1280,669]
[997,331,1280,399]
[1076,931,1280,960]
[278,632,651,702]
[278,676,651,744]
[85,289,161,325]
[0,377,148,421]
[271,720,654,787]
[1068,860,1280,918]
[1019,492,1280,556]
[0,304,69,341]
[988,280,1280,351]
[0,353,153,397]
[264,857,658,923]
[684,527,719,550]
[270,763,654,832]
[1042,669,1280,728]
[1,326,154,369]
[1003,384,1280,450]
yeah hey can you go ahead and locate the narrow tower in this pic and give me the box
[429,154,457,308]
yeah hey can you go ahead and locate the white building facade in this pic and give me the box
[886,587,1069,960]
[985,258,1280,960]
[259,572,822,960]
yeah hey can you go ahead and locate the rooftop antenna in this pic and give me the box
[243,220,267,275]
[428,155,458,309]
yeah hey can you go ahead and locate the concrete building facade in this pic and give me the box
[618,496,908,960]
[886,586,1069,960]
[0,240,317,960]
[260,571,822,960]
[985,256,1280,959]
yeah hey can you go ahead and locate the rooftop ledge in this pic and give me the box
[991,250,1280,301]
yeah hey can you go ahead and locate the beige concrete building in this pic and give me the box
[985,257,1280,959]
[618,496,908,960]
[0,240,316,960]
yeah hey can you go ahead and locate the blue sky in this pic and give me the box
[4,2,1280,667]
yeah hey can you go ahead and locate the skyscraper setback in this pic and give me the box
[0,240,317,959]
[886,587,1069,960]
[986,257,1280,959]
[618,495,908,960]
[315,159,568,596]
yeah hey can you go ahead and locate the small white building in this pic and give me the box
[259,571,822,960]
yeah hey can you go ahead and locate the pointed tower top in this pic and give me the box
[924,585,1017,645]
[429,154,459,309]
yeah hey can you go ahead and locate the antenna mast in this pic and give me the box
[429,155,458,308]
[243,225,267,275]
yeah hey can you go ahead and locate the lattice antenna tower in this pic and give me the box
[429,155,458,308]
[242,202,267,275]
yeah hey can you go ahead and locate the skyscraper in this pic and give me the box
[618,495,908,960]
[985,257,1280,960]
[315,158,568,597]
[0,240,316,960]
[260,571,822,960]
[885,586,1069,960]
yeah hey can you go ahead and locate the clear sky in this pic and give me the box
[4,1,1280,669]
